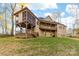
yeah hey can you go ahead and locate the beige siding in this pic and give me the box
[45,31,51,37]
[15,9,28,23]
[19,12,22,23]
[57,24,66,37]
[38,30,51,37]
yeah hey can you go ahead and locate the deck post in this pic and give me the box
[25,11,27,38]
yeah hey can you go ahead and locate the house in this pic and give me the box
[14,7,66,38]
[74,28,79,37]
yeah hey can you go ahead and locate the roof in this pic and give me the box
[38,16,53,21]
[38,17,45,19]
[46,16,53,21]
[56,22,66,27]
[14,7,27,15]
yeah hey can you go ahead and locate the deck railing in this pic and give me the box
[39,25,57,30]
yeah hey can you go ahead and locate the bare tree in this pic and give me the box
[1,3,16,35]
[69,5,78,36]
[0,4,8,34]
[52,11,61,23]
[4,4,8,34]
[0,12,4,34]
[9,3,16,36]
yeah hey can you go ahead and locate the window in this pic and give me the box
[16,14,19,23]
[22,11,26,21]
[16,14,19,17]
[27,12,36,27]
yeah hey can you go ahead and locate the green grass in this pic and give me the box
[0,36,79,56]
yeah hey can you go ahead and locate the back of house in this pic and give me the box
[14,7,66,38]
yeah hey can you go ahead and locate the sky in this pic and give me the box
[0,3,79,33]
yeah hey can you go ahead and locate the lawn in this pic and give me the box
[0,36,79,56]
